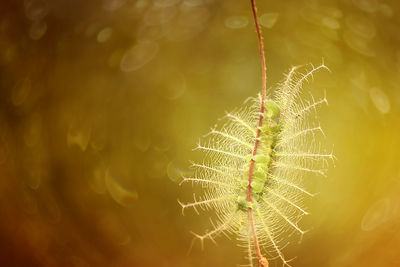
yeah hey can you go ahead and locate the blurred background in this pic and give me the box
[0,0,400,266]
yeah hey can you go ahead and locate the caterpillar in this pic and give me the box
[178,64,333,266]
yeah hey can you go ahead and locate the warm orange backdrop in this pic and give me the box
[0,0,399,266]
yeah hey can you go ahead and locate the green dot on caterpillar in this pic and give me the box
[251,180,264,194]
[236,195,251,211]
[264,100,280,119]
[254,154,270,164]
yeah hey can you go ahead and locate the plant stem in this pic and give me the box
[250,0,267,101]
[247,0,268,266]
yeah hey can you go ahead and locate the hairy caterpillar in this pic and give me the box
[179,63,332,266]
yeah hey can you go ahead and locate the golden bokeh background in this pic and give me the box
[0,0,400,266]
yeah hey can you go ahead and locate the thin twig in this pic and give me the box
[247,0,268,266]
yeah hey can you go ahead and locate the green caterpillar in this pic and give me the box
[179,64,333,266]
[237,100,281,210]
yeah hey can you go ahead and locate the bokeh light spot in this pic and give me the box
[105,171,138,207]
[120,41,159,72]
[29,20,47,40]
[167,161,184,183]
[369,87,390,114]
[165,7,210,41]
[97,27,113,43]
[225,16,248,29]
[154,0,181,8]
[322,17,340,30]
[345,14,376,40]
[183,0,203,7]
[259,13,279,29]
[144,6,177,26]
[102,0,126,12]
[24,0,49,21]
[343,30,375,57]
[67,120,92,151]
[361,198,391,231]
[379,3,393,17]
[352,0,379,13]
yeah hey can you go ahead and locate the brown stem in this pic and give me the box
[247,0,268,266]
[251,0,267,101]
